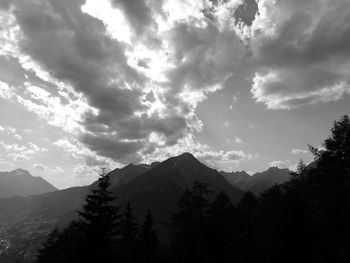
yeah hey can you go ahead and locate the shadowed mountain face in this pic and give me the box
[0,153,243,262]
[0,169,58,198]
[221,167,291,194]
[90,163,151,191]
[115,153,243,240]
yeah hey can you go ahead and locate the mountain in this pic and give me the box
[115,153,243,240]
[0,169,58,198]
[221,170,251,189]
[90,163,151,191]
[221,166,291,194]
[0,153,243,262]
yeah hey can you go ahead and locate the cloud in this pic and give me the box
[8,153,30,162]
[33,163,46,170]
[33,163,64,173]
[112,0,153,35]
[0,141,47,161]
[0,0,256,167]
[269,159,290,169]
[234,137,243,144]
[291,148,308,155]
[0,126,22,140]
[73,163,101,178]
[249,0,350,109]
[196,149,253,171]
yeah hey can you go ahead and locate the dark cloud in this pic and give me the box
[234,0,258,26]
[2,0,255,165]
[113,0,153,35]
[6,0,191,162]
[81,133,144,163]
[164,22,246,94]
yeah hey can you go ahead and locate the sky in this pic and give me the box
[0,0,349,189]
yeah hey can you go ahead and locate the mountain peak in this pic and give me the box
[174,152,198,161]
[11,168,31,176]
[0,169,57,198]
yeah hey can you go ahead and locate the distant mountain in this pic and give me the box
[0,153,243,262]
[221,170,251,189]
[0,169,57,198]
[221,166,291,194]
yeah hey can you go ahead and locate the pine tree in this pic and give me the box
[77,171,122,262]
[139,210,158,263]
[166,181,212,263]
[307,115,350,261]
[36,220,84,263]
[119,203,139,263]
[208,191,239,262]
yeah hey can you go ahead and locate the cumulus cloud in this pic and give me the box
[0,0,256,167]
[249,0,350,109]
[269,159,290,169]
[0,126,23,140]
[0,141,47,162]
[291,148,308,155]
[5,0,345,174]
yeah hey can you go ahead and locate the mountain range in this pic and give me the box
[0,153,291,263]
[221,166,291,194]
[0,169,57,199]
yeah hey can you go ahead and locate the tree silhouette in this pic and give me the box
[166,181,212,263]
[236,191,258,263]
[36,115,350,263]
[306,115,350,262]
[36,221,83,263]
[208,191,239,262]
[77,171,122,262]
[37,171,122,263]
[139,210,158,263]
[119,203,139,263]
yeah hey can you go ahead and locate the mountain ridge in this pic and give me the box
[221,166,291,194]
[0,153,295,262]
[0,153,243,262]
[0,169,58,199]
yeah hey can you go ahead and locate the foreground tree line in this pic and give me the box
[37,115,350,263]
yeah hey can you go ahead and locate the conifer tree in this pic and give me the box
[139,210,158,263]
[208,191,239,262]
[167,181,212,263]
[307,115,350,261]
[77,171,122,262]
[37,171,122,263]
[119,203,139,263]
